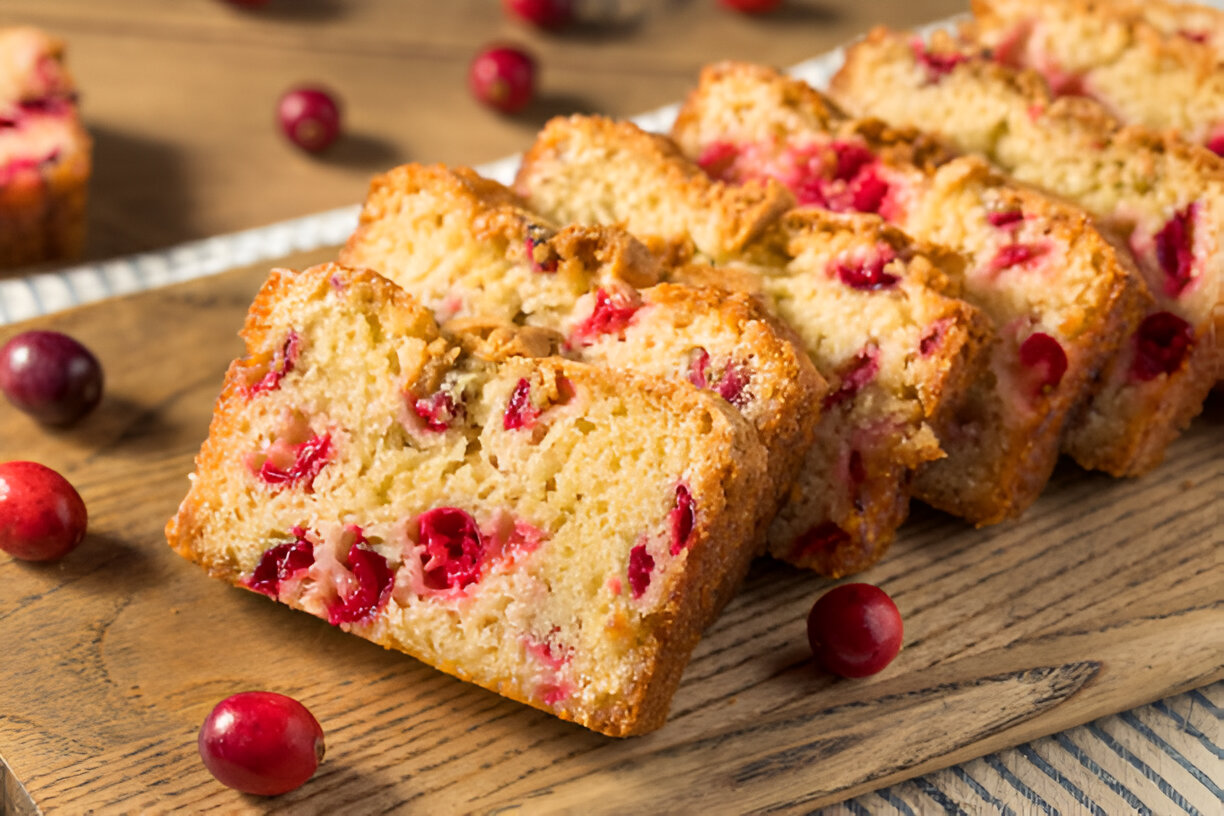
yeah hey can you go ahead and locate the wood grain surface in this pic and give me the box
[0,252,1220,814]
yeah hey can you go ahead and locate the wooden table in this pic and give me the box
[1,2,1220,814]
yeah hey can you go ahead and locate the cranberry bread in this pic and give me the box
[671,61,1144,524]
[965,0,1224,156]
[516,115,992,576]
[0,27,90,269]
[831,28,1224,477]
[340,163,825,517]
[166,262,770,737]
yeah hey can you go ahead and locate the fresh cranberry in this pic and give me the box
[837,249,900,291]
[1017,333,1067,395]
[793,142,888,214]
[503,0,574,29]
[418,507,485,591]
[570,288,640,346]
[988,243,1047,273]
[198,691,325,796]
[247,530,314,597]
[328,540,394,624]
[696,141,740,181]
[688,349,712,389]
[258,433,331,491]
[0,461,88,561]
[1154,205,1197,298]
[524,235,558,273]
[277,86,341,153]
[627,544,654,599]
[791,521,851,561]
[719,0,783,13]
[1208,133,1224,157]
[850,169,889,214]
[716,364,750,407]
[1131,312,1193,381]
[413,391,462,432]
[469,46,536,114]
[807,583,903,678]
[668,485,696,556]
[987,209,1024,229]
[823,345,880,409]
[0,330,103,426]
[248,331,300,397]
[503,378,541,431]
[912,41,968,82]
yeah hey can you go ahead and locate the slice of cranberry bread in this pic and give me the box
[830,28,1224,476]
[340,163,825,519]
[166,262,769,737]
[0,27,90,269]
[965,0,1224,156]
[670,61,1145,524]
[515,115,992,576]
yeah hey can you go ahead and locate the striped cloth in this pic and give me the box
[2,11,1220,814]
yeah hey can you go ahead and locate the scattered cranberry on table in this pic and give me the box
[469,45,537,114]
[720,0,784,14]
[807,582,903,678]
[0,330,103,426]
[198,691,325,796]
[503,0,574,29]
[0,461,88,562]
[277,86,342,153]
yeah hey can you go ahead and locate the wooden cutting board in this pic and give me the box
[1,251,1221,814]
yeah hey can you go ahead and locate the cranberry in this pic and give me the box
[918,319,950,356]
[790,521,850,561]
[719,0,783,13]
[258,433,331,491]
[987,209,1024,229]
[1131,311,1193,381]
[277,86,341,153]
[328,540,394,624]
[503,0,574,29]
[913,41,968,82]
[793,141,889,214]
[850,169,889,214]
[198,691,325,796]
[503,378,541,431]
[0,461,88,561]
[247,530,314,597]
[988,243,1047,273]
[822,345,880,409]
[696,141,740,181]
[837,250,900,291]
[668,485,696,555]
[627,544,654,599]
[1017,332,1067,395]
[806,583,903,678]
[418,507,485,591]
[413,391,462,431]
[1154,205,1197,298]
[469,46,536,114]
[716,364,750,407]
[0,330,103,426]
[248,331,300,397]
[570,288,640,346]
[524,235,558,273]
[1208,133,1224,158]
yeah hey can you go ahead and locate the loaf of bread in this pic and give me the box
[671,61,1145,523]
[831,27,1224,476]
[166,262,771,737]
[0,27,90,269]
[516,115,992,576]
[340,163,825,522]
[965,0,1224,155]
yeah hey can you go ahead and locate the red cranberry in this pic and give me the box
[0,330,103,425]
[987,209,1024,229]
[418,507,485,591]
[1208,133,1224,158]
[790,521,850,561]
[627,544,654,599]
[524,235,558,273]
[1131,311,1193,381]
[328,539,394,624]
[0,461,88,561]
[503,0,574,29]
[918,319,950,356]
[668,485,696,555]
[247,529,314,597]
[277,86,341,153]
[198,691,325,796]
[696,141,740,181]
[469,46,536,114]
[837,250,900,291]
[1154,205,1197,298]
[570,288,640,346]
[248,331,300,397]
[822,345,880,409]
[806,583,903,678]
[719,0,783,13]
[413,391,463,432]
[912,41,968,82]
[258,433,331,492]
[988,243,1047,273]
[503,378,541,431]
[1017,332,1067,395]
